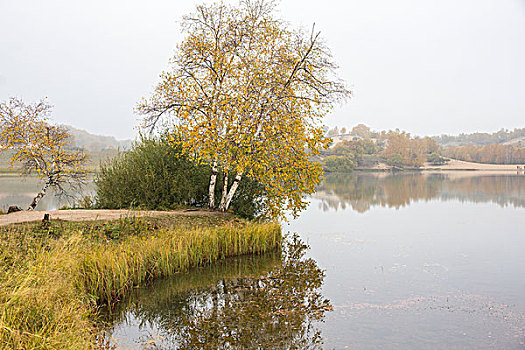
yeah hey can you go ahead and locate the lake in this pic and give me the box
[293,172,525,349]
[101,171,525,349]
[2,172,524,349]
[0,175,94,211]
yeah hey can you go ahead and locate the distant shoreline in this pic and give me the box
[352,158,525,173]
[422,158,524,171]
[2,157,524,178]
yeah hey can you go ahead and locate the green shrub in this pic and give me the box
[95,136,265,218]
[426,152,449,166]
[95,136,210,210]
[323,155,355,172]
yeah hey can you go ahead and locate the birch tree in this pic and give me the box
[0,98,88,210]
[138,0,350,219]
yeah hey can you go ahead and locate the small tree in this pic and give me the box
[351,124,371,138]
[0,98,87,210]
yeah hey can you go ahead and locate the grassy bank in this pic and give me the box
[0,215,281,349]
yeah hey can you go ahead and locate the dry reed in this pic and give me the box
[0,216,281,349]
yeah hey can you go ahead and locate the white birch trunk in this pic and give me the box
[208,160,218,208]
[218,172,242,211]
[218,172,229,209]
[28,182,50,211]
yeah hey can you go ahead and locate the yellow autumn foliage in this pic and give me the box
[138,1,350,219]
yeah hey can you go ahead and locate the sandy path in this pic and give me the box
[0,209,222,227]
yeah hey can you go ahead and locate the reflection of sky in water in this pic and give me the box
[290,174,525,349]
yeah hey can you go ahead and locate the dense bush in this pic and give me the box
[426,152,449,166]
[96,136,209,210]
[95,136,265,218]
[323,155,355,172]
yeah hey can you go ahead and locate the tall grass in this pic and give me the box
[78,221,281,305]
[0,216,281,349]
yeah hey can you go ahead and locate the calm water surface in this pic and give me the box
[7,172,522,349]
[0,175,94,211]
[295,172,525,349]
[102,238,330,349]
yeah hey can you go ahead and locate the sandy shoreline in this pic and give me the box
[356,159,524,172]
[0,209,223,226]
[422,159,524,171]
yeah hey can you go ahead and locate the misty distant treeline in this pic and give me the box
[322,131,441,170]
[323,124,525,167]
[432,128,525,146]
[326,125,525,147]
[442,144,525,165]
[322,125,444,169]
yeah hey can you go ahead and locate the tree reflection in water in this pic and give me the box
[104,235,331,349]
[315,172,525,213]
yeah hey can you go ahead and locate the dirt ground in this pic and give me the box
[0,209,222,227]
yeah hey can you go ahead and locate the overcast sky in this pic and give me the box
[1,0,524,140]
